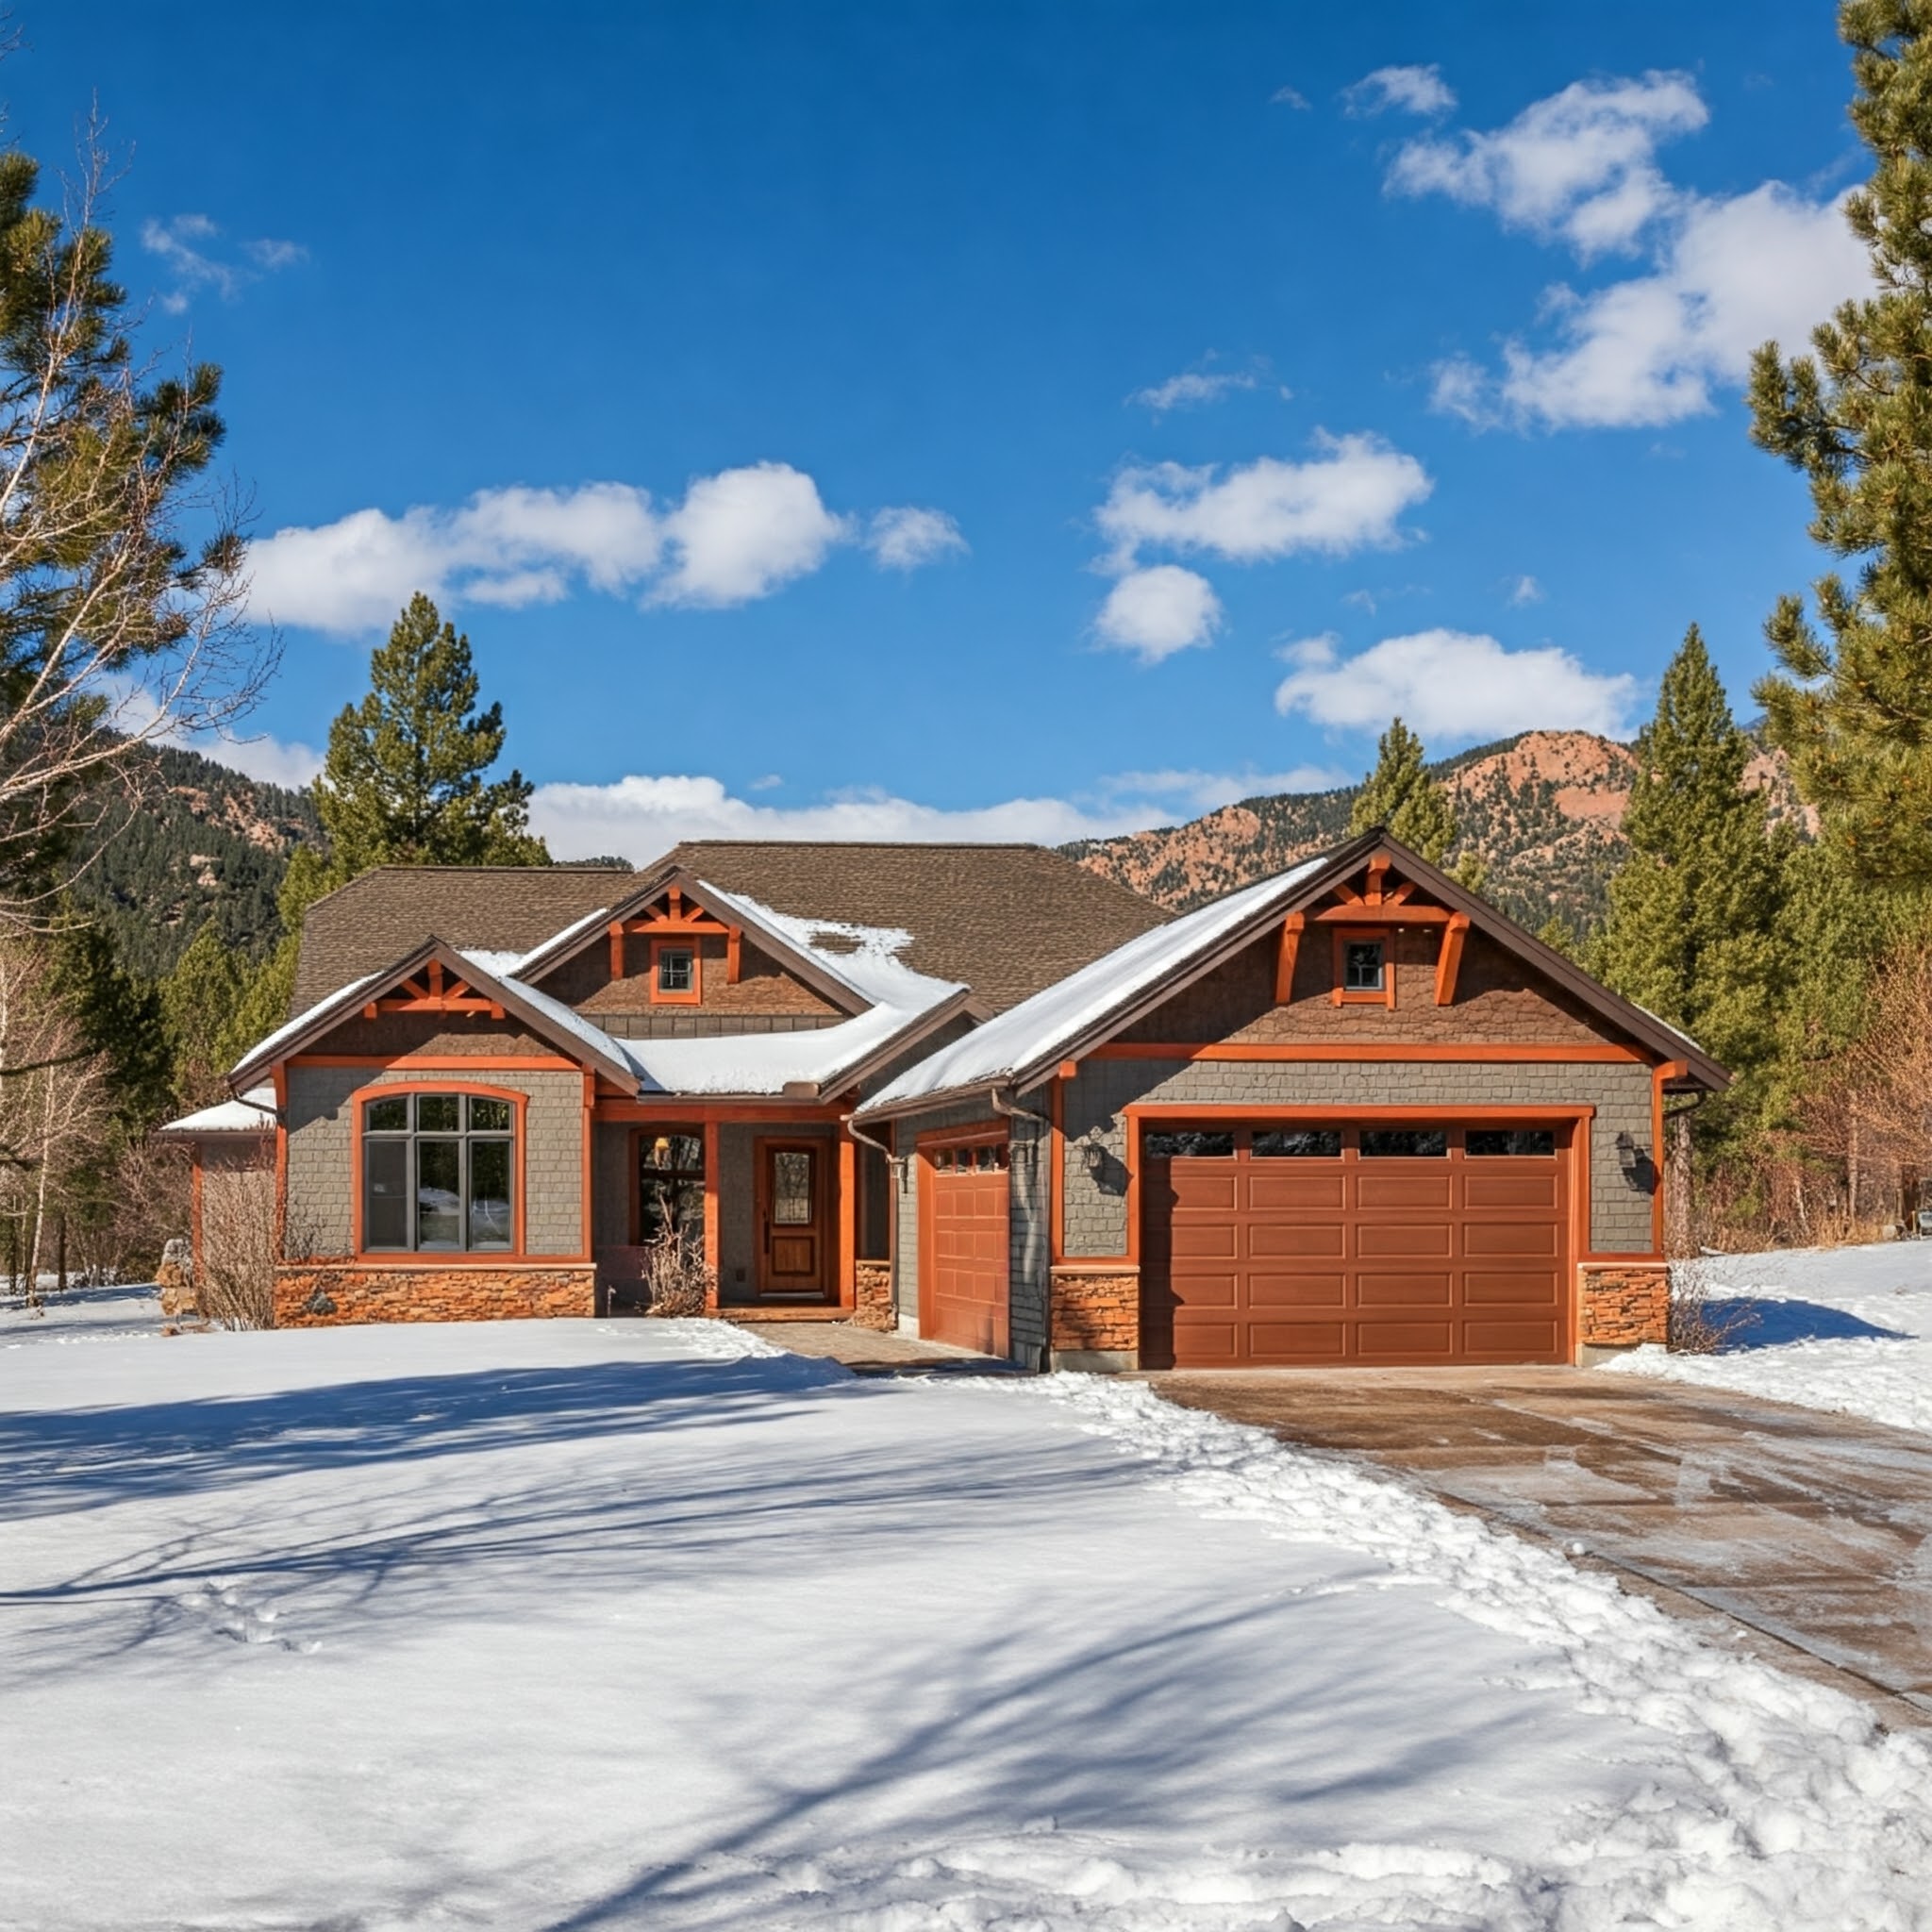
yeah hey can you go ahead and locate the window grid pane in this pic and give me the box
[361,1092,517,1254]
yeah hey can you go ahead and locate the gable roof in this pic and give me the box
[291,844,1168,1015]
[291,867,634,1013]
[235,938,641,1093]
[858,829,1728,1117]
[599,842,1171,1012]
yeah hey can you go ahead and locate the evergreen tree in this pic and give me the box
[49,918,172,1131]
[1348,718,1485,885]
[1749,1,1932,886]
[215,847,335,1065]
[318,594,549,877]
[161,922,249,1107]
[1590,627,1790,1125]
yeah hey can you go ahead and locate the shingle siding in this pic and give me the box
[285,1065,586,1258]
[1059,1058,1657,1257]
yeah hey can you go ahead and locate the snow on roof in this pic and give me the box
[863,855,1333,1111]
[691,878,940,1010]
[229,972,383,1078]
[161,1085,277,1135]
[506,902,614,979]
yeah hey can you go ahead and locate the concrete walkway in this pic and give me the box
[1151,1366,1932,1729]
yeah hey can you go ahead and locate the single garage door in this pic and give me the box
[924,1141,1010,1355]
[1144,1123,1570,1367]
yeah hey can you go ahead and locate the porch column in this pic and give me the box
[838,1131,857,1308]
[703,1118,721,1309]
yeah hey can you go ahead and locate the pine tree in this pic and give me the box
[215,847,335,1065]
[49,918,172,1131]
[1590,627,1790,1125]
[1749,1,1932,887]
[1348,717,1485,885]
[318,594,549,877]
[161,922,249,1107]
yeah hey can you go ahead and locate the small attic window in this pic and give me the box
[1331,929,1394,1008]
[651,941,699,1004]
[1343,940,1385,991]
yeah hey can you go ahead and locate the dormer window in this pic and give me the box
[1332,928,1395,1008]
[651,941,699,1005]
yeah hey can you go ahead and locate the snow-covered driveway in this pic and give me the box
[4,1313,1931,1930]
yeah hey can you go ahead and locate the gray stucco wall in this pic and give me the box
[285,1065,586,1257]
[1059,1058,1656,1257]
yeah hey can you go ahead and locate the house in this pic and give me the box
[163,829,1725,1368]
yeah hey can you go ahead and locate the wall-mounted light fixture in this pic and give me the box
[1079,1132,1109,1179]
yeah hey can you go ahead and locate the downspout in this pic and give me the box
[841,1109,905,1332]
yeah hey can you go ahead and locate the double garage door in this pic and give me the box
[1144,1123,1572,1367]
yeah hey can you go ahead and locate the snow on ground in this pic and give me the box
[4,1315,1931,1930]
[1602,1240,1932,1436]
[1,1279,169,1348]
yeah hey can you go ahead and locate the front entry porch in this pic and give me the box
[591,1104,891,1317]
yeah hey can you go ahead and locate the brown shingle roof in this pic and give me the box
[290,845,1169,1017]
[647,842,1170,1010]
[291,867,634,1012]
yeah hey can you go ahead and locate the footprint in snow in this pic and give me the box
[174,1579,320,1654]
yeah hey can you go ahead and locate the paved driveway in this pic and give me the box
[1151,1366,1932,1727]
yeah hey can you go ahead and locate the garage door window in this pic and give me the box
[1467,1128,1556,1157]
[934,1144,1009,1173]
[1359,1127,1447,1158]
[1253,1128,1342,1158]
[1145,1130,1235,1158]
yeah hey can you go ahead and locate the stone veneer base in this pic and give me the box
[274,1263,596,1327]
[1051,1265,1140,1363]
[1576,1262,1671,1348]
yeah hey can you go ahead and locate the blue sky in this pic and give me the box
[19,3,1870,858]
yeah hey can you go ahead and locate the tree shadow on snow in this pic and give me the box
[1708,1296,1909,1350]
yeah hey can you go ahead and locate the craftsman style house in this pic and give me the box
[165,831,1724,1369]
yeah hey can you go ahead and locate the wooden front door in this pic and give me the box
[758,1141,827,1296]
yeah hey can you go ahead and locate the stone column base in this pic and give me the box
[1577,1262,1670,1350]
[853,1259,895,1331]
[1050,1264,1139,1371]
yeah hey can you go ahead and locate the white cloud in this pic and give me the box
[1129,367,1267,413]
[866,506,969,570]
[530,762,1348,860]
[1506,574,1543,606]
[142,214,306,311]
[1345,64,1457,119]
[1270,85,1310,110]
[246,483,662,634]
[1393,73,1872,430]
[202,731,325,790]
[1391,73,1706,257]
[652,462,850,608]
[1097,434,1432,570]
[1094,565,1224,662]
[1273,627,1638,742]
[247,469,961,633]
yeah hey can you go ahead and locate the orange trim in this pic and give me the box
[1056,1058,1080,1081]
[726,925,741,985]
[272,1064,288,1259]
[1313,902,1453,924]
[1365,854,1389,905]
[1652,1058,1688,1253]
[609,921,625,981]
[1434,912,1470,1008]
[190,1147,205,1275]
[291,1055,582,1071]
[838,1132,857,1308]
[1090,1041,1647,1063]
[648,937,702,1006]
[703,1118,722,1304]
[1125,1103,1595,1121]
[1331,926,1395,1008]
[348,1078,531,1261]
[917,1140,933,1338]
[594,1099,848,1123]
[1050,1075,1066,1266]
[913,1120,1008,1150]
[291,1254,594,1272]
[1274,912,1304,1006]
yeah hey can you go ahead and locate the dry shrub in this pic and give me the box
[196,1159,275,1329]
[1667,1256,1759,1355]
[639,1229,715,1317]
